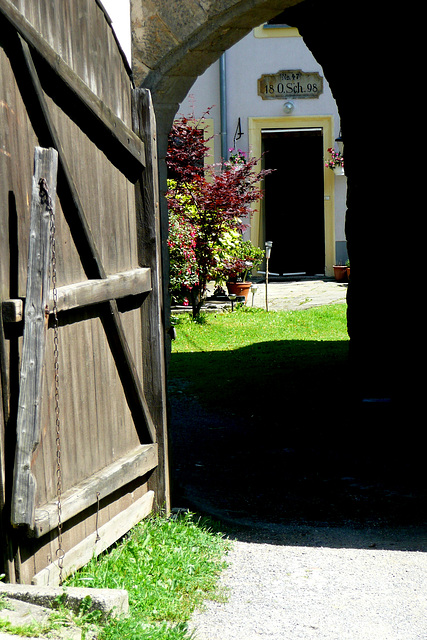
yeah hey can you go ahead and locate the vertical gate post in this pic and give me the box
[11,147,58,528]
[132,89,170,513]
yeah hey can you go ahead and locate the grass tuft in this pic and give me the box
[65,512,230,639]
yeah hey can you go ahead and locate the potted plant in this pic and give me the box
[325,147,344,175]
[346,259,350,279]
[333,262,348,282]
[220,236,265,303]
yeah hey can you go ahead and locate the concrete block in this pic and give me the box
[0,597,81,639]
[0,584,128,620]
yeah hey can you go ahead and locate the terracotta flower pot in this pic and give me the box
[226,281,252,304]
[333,265,347,282]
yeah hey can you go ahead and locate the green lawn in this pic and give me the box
[172,305,348,354]
[170,305,349,432]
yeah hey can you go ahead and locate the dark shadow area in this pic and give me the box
[168,339,427,552]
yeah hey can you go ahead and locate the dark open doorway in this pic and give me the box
[262,128,325,276]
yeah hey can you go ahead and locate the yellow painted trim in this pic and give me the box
[203,118,215,167]
[248,116,335,277]
[253,25,300,38]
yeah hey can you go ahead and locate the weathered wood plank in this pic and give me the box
[103,299,157,444]
[11,147,58,528]
[34,443,158,537]
[1,267,151,323]
[17,35,106,282]
[132,89,170,512]
[49,268,151,313]
[0,309,15,582]
[2,266,150,320]
[1,299,23,323]
[32,491,154,586]
[0,0,145,169]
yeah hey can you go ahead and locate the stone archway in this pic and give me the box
[131,0,417,432]
[130,0,302,128]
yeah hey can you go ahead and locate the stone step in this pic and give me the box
[0,597,81,639]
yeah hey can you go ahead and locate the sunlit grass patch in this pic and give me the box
[66,512,229,640]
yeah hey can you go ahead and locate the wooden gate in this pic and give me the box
[0,0,169,584]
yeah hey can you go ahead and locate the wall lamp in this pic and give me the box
[335,132,344,155]
[283,101,294,115]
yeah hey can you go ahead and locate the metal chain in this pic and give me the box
[39,178,65,585]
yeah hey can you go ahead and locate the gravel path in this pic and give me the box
[189,524,427,640]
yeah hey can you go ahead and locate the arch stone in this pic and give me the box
[130,0,418,435]
[131,0,303,125]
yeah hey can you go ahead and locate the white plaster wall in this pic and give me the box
[182,31,341,152]
[225,32,339,138]
[181,63,221,135]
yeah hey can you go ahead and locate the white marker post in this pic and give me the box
[265,241,273,312]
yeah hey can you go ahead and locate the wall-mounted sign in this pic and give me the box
[258,70,323,99]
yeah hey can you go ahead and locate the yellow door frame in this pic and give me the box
[248,115,335,277]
